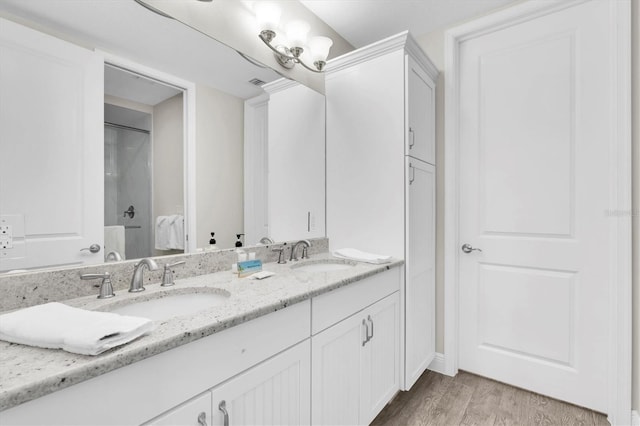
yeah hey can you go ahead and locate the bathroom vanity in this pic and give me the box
[0,255,402,425]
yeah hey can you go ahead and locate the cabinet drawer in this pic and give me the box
[144,391,211,426]
[311,267,401,335]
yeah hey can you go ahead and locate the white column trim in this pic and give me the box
[243,94,270,245]
[443,1,632,424]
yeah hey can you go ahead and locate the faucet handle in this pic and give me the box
[272,246,287,264]
[161,261,186,287]
[80,272,115,299]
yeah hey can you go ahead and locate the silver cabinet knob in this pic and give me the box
[197,412,207,426]
[80,244,101,253]
[461,243,482,254]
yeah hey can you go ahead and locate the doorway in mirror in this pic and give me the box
[104,65,185,261]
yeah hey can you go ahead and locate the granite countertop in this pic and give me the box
[0,253,403,412]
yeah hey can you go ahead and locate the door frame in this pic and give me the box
[99,52,197,254]
[442,0,632,424]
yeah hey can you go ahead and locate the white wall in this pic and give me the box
[417,0,640,413]
[195,84,244,249]
[153,93,184,256]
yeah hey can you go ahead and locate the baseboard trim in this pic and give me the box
[632,410,639,426]
[428,352,447,375]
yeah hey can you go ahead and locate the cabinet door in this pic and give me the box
[360,293,400,425]
[406,55,436,165]
[210,341,311,426]
[311,311,365,425]
[404,158,436,389]
[145,391,212,426]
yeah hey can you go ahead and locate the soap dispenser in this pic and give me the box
[209,232,217,250]
[235,233,244,248]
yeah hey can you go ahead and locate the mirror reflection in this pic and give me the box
[0,0,326,273]
[104,65,184,260]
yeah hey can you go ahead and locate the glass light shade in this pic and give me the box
[285,20,310,48]
[308,36,333,63]
[255,2,281,32]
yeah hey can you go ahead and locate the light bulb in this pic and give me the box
[285,20,310,48]
[309,36,333,63]
[255,2,281,32]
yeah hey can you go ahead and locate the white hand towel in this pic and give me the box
[155,216,171,250]
[0,303,155,356]
[168,215,185,250]
[333,248,392,264]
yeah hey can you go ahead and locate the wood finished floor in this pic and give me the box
[371,370,609,426]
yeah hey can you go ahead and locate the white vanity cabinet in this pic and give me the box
[209,341,311,426]
[0,267,406,426]
[311,268,400,425]
[148,341,311,426]
[326,31,438,391]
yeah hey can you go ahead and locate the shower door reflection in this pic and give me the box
[104,118,152,260]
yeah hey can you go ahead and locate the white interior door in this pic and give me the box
[0,18,103,271]
[458,1,614,412]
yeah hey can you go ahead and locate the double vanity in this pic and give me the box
[0,248,403,425]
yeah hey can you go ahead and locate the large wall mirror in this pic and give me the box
[0,0,326,272]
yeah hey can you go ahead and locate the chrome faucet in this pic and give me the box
[290,240,311,261]
[260,237,275,245]
[129,258,159,293]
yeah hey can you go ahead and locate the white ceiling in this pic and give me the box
[300,0,519,48]
[0,0,281,100]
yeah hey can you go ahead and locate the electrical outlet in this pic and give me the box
[0,225,12,237]
[0,225,13,249]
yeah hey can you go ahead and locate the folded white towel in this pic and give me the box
[155,215,184,251]
[333,248,393,264]
[0,303,155,356]
[155,216,171,250]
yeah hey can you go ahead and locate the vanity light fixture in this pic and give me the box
[255,2,333,73]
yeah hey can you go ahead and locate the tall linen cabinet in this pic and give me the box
[326,31,438,390]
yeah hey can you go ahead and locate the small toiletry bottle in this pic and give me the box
[236,248,247,262]
[209,232,217,250]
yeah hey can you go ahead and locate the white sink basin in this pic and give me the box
[291,259,356,273]
[108,291,230,321]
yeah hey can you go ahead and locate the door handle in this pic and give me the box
[218,400,229,426]
[461,243,482,254]
[123,205,135,219]
[80,244,101,253]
